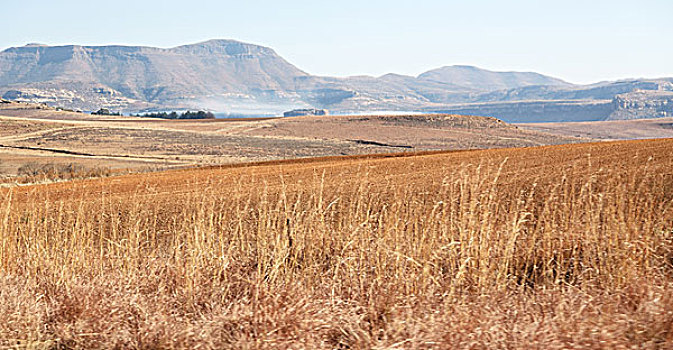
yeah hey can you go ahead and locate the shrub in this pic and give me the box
[16,162,112,183]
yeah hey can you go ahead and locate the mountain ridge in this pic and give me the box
[417,65,573,91]
[1,40,672,122]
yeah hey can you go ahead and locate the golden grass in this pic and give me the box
[1,139,672,348]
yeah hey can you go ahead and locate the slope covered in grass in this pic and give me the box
[1,139,672,348]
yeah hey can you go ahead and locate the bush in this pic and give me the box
[17,162,113,183]
[92,108,121,116]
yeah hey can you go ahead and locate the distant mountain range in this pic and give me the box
[1,39,672,122]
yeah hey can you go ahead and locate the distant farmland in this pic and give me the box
[1,138,672,348]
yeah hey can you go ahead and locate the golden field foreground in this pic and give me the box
[1,138,673,348]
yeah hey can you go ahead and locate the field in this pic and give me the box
[0,102,580,183]
[1,138,672,348]
[518,117,673,140]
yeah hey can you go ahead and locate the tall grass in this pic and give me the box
[1,140,672,348]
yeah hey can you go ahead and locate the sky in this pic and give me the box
[2,0,671,84]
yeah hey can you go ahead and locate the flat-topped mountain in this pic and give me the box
[1,40,671,122]
[0,40,311,110]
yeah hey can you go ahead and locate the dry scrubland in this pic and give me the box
[1,138,673,348]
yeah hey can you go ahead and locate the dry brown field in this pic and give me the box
[0,103,581,183]
[1,138,672,348]
[518,117,673,140]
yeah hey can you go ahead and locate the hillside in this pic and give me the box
[1,40,673,122]
[0,40,312,112]
[2,138,672,347]
[0,41,573,114]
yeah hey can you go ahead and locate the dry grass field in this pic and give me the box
[0,118,64,138]
[235,114,574,150]
[1,138,672,348]
[0,102,581,183]
[518,117,673,140]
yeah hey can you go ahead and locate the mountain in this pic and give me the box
[1,40,672,122]
[0,40,314,112]
[417,65,572,91]
[426,79,673,122]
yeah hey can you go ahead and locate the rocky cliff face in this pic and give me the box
[430,100,614,123]
[609,90,673,120]
[426,86,673,123]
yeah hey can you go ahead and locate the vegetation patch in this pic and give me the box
[133,110,216,119]
[15,162,114,183]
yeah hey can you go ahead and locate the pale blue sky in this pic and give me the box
[2,0,671,84]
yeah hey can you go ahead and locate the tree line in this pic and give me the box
[132,111,216,119]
